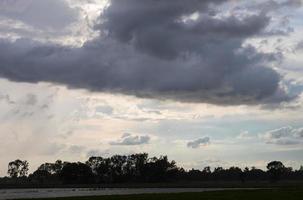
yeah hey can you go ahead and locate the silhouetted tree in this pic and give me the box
[86,156,113,183]
[212,167,224,180]
[38,160,64,175]
[125,153,148,181]
[267,161,285,182]
[3,156,303,185]
[201,166,212,181]
[86,153,150,183]
[294,166,303,180]
[7,160,29,178]
[109,155,128,182]
[202,166,211,174]
[187,169,204,181]
[241,167,250,182]
[142,156,178,182]
[227,167,243,181]
[60,162,94,184]
[30,170,51,184]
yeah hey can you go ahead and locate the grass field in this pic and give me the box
[19,188,303,200]
[2,180,303,189]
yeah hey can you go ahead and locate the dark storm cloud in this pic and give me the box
[100,0,271,59]
[0,0,297,105]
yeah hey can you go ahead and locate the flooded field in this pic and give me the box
[0,188,244,199]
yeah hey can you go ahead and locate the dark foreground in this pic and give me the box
[17,189,303,200]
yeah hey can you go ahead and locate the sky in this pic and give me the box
[0,0,303,176]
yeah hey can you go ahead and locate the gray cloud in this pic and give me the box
[260,126,303,145]
[25,93,37,106]
[3,90,57,121]
[296,41,303,51]
[187,137,210,149]
[238,0,301,37]
[246,0,302,13]
[95,105,113,115]
[86,149,110,157]
[110,133,150,146]
[0,0,297,105]
[0,93,15,104]
[0,0,79,30]
[68,145,86,154]
[282,0,302,7]
[41,142,66,156]
[237,131,254,140]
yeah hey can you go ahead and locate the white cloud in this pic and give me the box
[237,131,254,140]
[259,126,303,145]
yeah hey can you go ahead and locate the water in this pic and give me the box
[0,188,245,199]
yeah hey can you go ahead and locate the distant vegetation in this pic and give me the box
[1,154,303,187]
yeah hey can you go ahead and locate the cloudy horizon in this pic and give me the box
[0,0,303,176]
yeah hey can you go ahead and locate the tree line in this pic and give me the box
[2,153,303,185]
